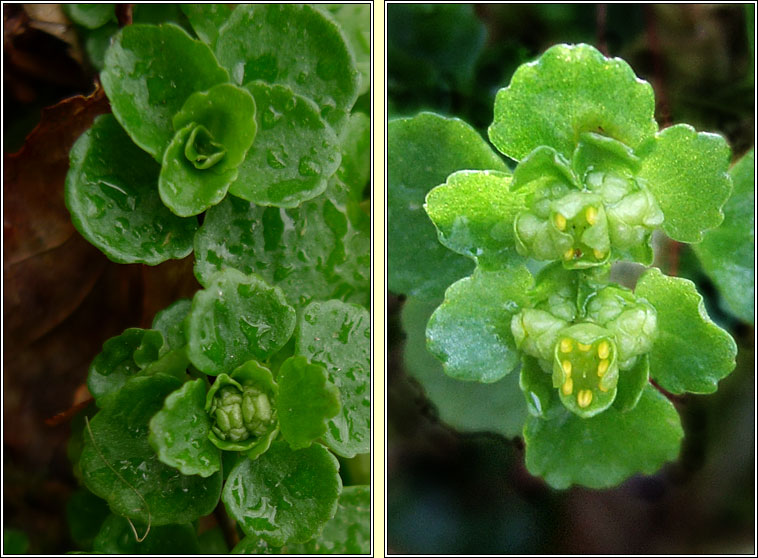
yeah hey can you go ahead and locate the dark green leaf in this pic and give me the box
[222,442,341,547]
[66,488,110,550]
[63,4,115,29]
[151,299,192,350]
[180,4,231,47]
[297,300,370,457]
[65,114,198,265]
[92,514,199,554]
[336,112,370,201]
[198,527,229,554]
[232,536,278,554]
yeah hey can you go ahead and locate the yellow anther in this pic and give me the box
[554,213,567,231]
[577,389,593,408]
[577,342,591,352]
[562,360,572,376]
[561,377,574,395]
[585,206,598,225]
[560,338,573,353]
[597,359,609,377]
[563,247,574,260]
[598,341,610,359]
[593,248,605,260]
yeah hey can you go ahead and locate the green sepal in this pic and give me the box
[424,170,525,269]
[524,384,683,489]
[428,264,534,383]
[101,23,229,160]
[65,114,198,265]
[151,299,192,351]
[634,267,737,394]
[636,124,732,243]
[221,441,342,547]
[92,514,199,554]
[489,43,657,161]
[228,81,341,208]
[276,356,341,450]
[185,269,296,376]
[511,309,568,363]
[528,262,580,322]
[613,354,649,412]
[148,378,222,477]
[519,355,562,419]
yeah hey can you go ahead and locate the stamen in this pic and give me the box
[560,338,573,353]
[562,360,572,376]
[577,389,593,408]
[554,213,567,231]
[597,359,609,377]
[577,342,591,351]
[597,341,610,359]
[585,206,598,225]
[563,247,574,260]
[562,377,573,395]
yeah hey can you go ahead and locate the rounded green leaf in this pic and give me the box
[489,43,657,161]
[524,384,683,489]
[151,299,192,350]
[388,113,508,300]
[65,114,198,264]
[424,170,524,269]
[80,374,223,525]
[318,4,370,95]
[636,124,732,243]
[64,4,116,29]
[101,23,229,160]
[215,4,359,130]
[296,300,370,457]
[222,441,342,546]
[148,378,221,477]
[403,298,527,437]
[186,269,296,375]
[93,514,199,554]
[276,356,341,450]
[228,81,341,207]
[693,149,754,323]
[180,3,232,47]
[634,267,738,394]
[336,111,371,201]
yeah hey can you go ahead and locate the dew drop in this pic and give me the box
[298,157,320,177]
[266,147,288,169]
[261,106,282,130]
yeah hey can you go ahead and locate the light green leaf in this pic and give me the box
[693,149,755,323]
[297,301,370,457]
[489,43,657,161]
[403,298,527,438]
[427,265,534,383]
[634,267,737,394]
[636,124,732,242]
[613,354,649,412]
[388,113,508,300]
[92,514,199,554]
[222,442,341,547]
[524,384,683,489]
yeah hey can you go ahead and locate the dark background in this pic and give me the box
[387,3,755,555]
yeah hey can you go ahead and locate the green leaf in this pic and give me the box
[403,298,527,437]
[276,356,341,450]
[186,269,296,375]
[489,43,657,161]
[297,301,370,457]
[524,385,683,489]
[80,374,223,525]
[228,81,341,207]
[693,149,755,323]
[65,114,198,265]
[215,4,359,130]
[318,4,371,95]
[232,536,278,554]
[66,488,110,550]
[222,442,342,547]
[87,328,165,408]
[426,265,534,383]
[519,355,561,419]
[151,299,192,350]
[388,113,509,300]
[425,170,524,269]
[634,267,737,394]
[613,354,649,412]
[335,111,370,202]
[148,378,221,477]
[198,527,229,554]
[180,4,231,47]
[636,124,732,242]
[101,23,229,160]
[92,514,199,554]
[2,529,29,555]
[63,4,115,29]
[193,189,369,309]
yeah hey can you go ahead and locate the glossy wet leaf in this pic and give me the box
[222,441,342,547]
[80,374,223,525]
[524,385,683,489]
[180,3,231,47]
[228,81,340,207]
[388,113,508,300]
[489,43,657,161]
[149,379,221,477]
[403,298,527,438]
[101,23,229,160]
[215,4,359,130]
[336,111,371,202]
[427,265,534,383]
[635,268,737,394]
[297,301,370,457]
[425,170,525,269]
[87,328,165,408]
[186,269,296,376]
[63,4,115,29]
[637,124,732,243]
[92,514,199,554]
[193,185,369,309]
[66,488,110,549]
[693,149,754,323]
[65,114,198,264]
[318,4,371,95]
[151,298,192,350]
[276,356,341,450]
